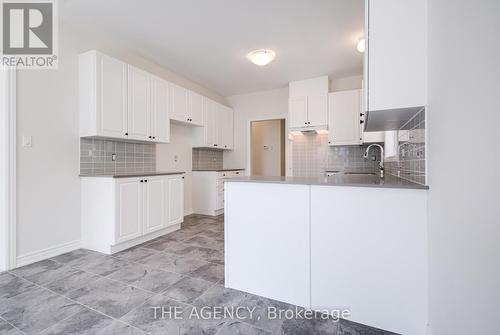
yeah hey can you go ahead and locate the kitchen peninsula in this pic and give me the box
[224,175,428,335]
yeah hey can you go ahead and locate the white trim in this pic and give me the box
[246,115,290,176]
[0,68,16,271]
[16,240,82,268]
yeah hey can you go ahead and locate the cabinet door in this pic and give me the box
[221,106,234,150]
[328,90,362,146]
[170,84,189,123]
[166,176,184,226]
[188,91,204,126]
[288,98,308,128]
[307,94,328,127]
[116,178,143,244]
[150,77,170,143]
[368,0,427,111]
[205,99,219,148]
[143,177,166,234]
[97,54,127,138]
[215,103,225,149]
[127,66,150,141]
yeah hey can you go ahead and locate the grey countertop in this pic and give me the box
[79,171,185,178]
[192,169,245,172]
[223,174,429,190]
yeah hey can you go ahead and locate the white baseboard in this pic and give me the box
[16,239,82,268]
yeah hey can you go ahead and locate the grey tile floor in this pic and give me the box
[0,215,397,335]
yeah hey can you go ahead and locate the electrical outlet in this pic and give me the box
[371,155,377,161]
[111,154,116,161]
[22,135,32,148]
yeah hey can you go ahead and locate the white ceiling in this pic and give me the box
[61,0,364,97]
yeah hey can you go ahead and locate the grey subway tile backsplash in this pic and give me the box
[80,138,156,175]
[291,133,381,177]
[192,148,223,170]
[385,108,427,185]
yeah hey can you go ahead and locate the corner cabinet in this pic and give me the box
[79,50,170,143]
[81,174,184,254]
[193,99,234,150]
[169,84,203,126]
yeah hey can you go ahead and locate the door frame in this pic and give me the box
[246,115,291,176]
[0,68,17,271]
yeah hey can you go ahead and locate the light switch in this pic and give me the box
[22,135,32,148]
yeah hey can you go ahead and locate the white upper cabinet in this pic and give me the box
[79,50,127,139]
[365,0,427,113]
[289,76,329,130]
[328,90,363,146]
[79,50,170,143]
[307,93,328,127]
[170,83,189,123]
[205,99,218,148]
[127,66,150,141]
[288,97,308,128]
[188,91,204,126]
[150,76,170,143]
[221,104,234,150]
[170,84,203,126]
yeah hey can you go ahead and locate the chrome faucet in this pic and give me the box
[364,144,384,178]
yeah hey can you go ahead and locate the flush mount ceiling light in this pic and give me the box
[247,49,276,66]
[357,38,366,53]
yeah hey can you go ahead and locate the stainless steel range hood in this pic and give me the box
[365,106,425,131]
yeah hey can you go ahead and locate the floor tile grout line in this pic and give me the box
[6,271,149,335]
[0,315,29,335]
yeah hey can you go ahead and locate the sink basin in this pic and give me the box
[343,172,378,176]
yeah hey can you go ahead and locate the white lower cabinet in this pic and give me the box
[115,178,143,244]
[192,170,244,216]
[143,176,166,235]
[82,174,184,254]
[166,175,184,225]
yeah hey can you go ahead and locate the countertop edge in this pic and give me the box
[79,171,185,178]
[192,169,245,172]
[223,177,429,190]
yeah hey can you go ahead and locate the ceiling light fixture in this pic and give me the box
[247,49,276,66]
[357,38,366,53]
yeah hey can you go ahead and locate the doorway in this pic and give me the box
[250,119,286,176]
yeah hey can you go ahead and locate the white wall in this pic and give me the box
[224,88,289,173]
[15,23,224,262]
[155,124,195,215]
[330,74,363,91]
[427,1,500,334]
[0,70,9,270]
